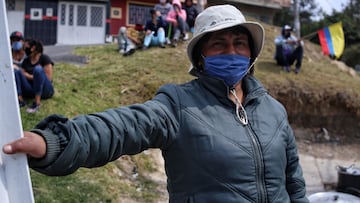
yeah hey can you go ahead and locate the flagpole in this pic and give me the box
[301,31,319,40]
[294,0,301,38]
[0,0,35,202]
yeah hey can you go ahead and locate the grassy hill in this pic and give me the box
[22,22,360,202]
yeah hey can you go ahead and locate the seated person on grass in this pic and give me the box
[154,0,173,44]
[118,26,137,56]
[15,39,54,113]
[143,9,167,49]
[274,25,304,74]
[166,0,189,47]
[10,31,26,69]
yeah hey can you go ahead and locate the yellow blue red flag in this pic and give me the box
[317,22,345,59]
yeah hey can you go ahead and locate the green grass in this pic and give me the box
[21,43,195,203]
[20,22,360,202]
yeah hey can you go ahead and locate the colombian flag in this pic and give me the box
[317,22,345,59]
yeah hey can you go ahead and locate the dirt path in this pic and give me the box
[294,127,360,162]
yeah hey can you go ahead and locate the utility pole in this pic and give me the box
[197,0,206,12]
[294,0,301,38]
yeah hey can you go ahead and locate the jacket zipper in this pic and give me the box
[246,125,267,203]
[230,88,267,202]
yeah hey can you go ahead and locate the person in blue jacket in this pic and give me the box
[3,4,309,203]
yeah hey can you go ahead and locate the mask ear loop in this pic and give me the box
[230,88,248,125]
[230,56,256,125]
[245,57,257,74]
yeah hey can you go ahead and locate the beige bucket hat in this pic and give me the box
[187,4,265,75]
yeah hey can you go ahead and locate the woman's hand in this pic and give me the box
[2,131,46,158]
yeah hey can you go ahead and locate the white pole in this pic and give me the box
[0,0,35,202]
[294,0,301,38]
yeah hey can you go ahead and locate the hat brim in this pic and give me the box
[187,21,264,76]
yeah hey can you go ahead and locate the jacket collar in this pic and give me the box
[198,74,267,104]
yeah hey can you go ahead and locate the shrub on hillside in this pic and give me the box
[342,43,360,69]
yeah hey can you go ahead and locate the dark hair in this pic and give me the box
[150,9,156,15]
[191,34,210,73]
[10,31,24,41]
[26,38,36,47]
[192,25,255,75]
[27,39,43,54]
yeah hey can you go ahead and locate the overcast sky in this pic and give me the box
[314,0,350,14]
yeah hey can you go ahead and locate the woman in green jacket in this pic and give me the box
[3,4,308,203]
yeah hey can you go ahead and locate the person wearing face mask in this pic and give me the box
[274,25,304,74]
[14,39,54,112]
[23,38,34,56]
[11,41,26,69]
[10,31,26,69]
[10,31,24,45]
[2,5,309,203]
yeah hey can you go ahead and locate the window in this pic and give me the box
[69,4,74,26]
[128,3,152,25]
[60,4,66,25]
[90,6,103,27]
[6,0,15,11]
[77,5,87,26]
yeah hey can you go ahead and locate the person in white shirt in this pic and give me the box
[274,25,304,74]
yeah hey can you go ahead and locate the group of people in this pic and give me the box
[117,0,305,75]
[10,31,54,113]
[3,4,309,203]
[117,0,199,55]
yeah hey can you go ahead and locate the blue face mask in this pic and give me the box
[11,41,23,51]
[204,54,250,87]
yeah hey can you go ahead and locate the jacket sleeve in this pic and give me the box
[179,9,187,21]
[166,11,177,24]
[144,20,150,31]
[274,35,285,45]
[158,16,166,29]
[28,85,180,176]
[285,124,309,203]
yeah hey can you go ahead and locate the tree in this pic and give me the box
[273,0,360,67]
[273,0,319,30]
[299,0,318,24]
[339,0,360,67]
[315,0,360,66]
